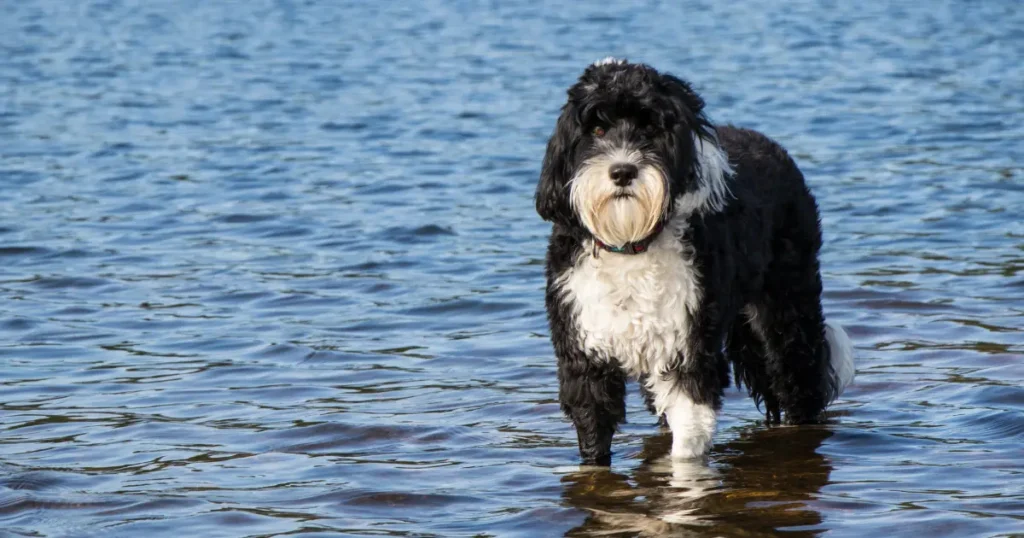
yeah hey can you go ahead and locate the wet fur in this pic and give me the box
[537,59,853,465]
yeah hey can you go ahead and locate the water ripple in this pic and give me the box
[0,0,1021,536]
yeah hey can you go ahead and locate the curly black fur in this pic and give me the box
[538,60,841,465]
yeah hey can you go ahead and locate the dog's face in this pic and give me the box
[536,59,728,246]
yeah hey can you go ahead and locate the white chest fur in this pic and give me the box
[556,228,702,378]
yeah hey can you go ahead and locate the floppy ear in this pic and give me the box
[660,74,707,124]
[660,73,732,212]
[535,105,580,224]
[660,73,717,174]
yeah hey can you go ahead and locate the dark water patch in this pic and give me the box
[0,246,51,258]
[212,213,278,224]
[378,224,456,243]
[27,276,111,290]
[319,121,369,132]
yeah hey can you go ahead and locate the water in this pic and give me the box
[1,0,1022,536]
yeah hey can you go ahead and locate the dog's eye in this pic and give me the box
[592,126,606,137]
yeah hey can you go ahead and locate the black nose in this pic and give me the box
[609,163,639,186]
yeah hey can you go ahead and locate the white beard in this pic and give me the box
[569,147,668,247]
[568,135,733,247]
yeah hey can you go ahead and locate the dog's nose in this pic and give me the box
[609,163,639,186]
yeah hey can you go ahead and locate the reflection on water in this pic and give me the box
[563,427,834,537]
[1,0,1022,536]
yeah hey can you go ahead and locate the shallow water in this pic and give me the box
[1,0,1022,536]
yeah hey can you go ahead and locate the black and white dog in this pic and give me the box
[536,58,854,466]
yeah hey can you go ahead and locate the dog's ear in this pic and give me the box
[536,104,579,224]
[660,74,706,122]
[659,73,717,177]
[660,74,715,140]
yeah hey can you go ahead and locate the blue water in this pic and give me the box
[1,1,1022,536]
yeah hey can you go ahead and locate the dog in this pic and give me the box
[536,58,855,466]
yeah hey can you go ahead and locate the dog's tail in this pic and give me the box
[824,320,855,403]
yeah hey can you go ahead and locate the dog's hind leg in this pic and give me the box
[728,312,781,424]
[751,250,844,424]
[558,358,627,466]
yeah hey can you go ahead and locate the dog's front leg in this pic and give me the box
[558,356,626,466]
[656,317,729,459]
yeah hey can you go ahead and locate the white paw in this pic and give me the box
[664,391,718,459]
[670,435,712,459]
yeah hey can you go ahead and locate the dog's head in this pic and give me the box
[536,58,731,247]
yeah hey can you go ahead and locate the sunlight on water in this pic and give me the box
[0,0,1022,536]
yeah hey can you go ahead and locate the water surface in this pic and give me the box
[1,1,1022,536]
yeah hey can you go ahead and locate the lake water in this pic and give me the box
[1,1,1022,536]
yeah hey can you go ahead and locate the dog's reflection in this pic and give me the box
[562,425,834,537]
